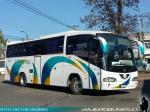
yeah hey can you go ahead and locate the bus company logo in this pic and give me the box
[120,74,129,79]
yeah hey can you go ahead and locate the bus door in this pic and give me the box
[98,37,108,89]
[88,38,102,90]
[34,56,41,84]
[88,60,101,90]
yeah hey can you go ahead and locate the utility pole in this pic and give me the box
[140,16,144,44]
[117,0,123,34]
[140,16,145,62]
[21,30,28,40]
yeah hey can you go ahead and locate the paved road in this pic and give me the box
[0,73,150,111]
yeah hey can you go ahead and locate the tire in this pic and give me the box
[19,73,27,87]
[70,77,83,95]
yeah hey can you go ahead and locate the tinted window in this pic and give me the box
[67,35,89,61]
[66,34,103,68]
[145,42,150,48]
[6,36,64,57]
[6,45,18,57]
[17,42,34,56]
[88,38,102,67]
[47,36,64,54]
[99,34,136,72]
[148,59,150,64]
[32,40,47,55]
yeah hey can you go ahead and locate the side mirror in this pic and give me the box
[130,39,144,58]
[98,37,108,54]
[137,41,144,55]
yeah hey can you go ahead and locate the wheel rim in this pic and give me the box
[74,80,82,92]
[20,77,24,85]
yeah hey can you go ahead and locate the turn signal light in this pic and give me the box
[132,77,138,81]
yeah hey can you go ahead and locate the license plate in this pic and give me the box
[120,85,126,88]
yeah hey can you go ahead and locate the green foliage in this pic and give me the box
[0,30,7,59]
[81,0,140,34]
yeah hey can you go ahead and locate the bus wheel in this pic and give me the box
[19,73,27,87]
[70,77,83,95]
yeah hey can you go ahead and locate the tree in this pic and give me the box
[0,30,7,60]
[81,0,140,34]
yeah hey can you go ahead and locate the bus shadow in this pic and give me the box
[3,81,129,96]
[28,84,129,96]
[3,80,12,84]
[141,79,150,100]
[28,84,71,94]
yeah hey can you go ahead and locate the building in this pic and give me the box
[143,33,150,71]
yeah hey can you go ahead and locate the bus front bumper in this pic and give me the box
[101,81,138,90]
[101,70,138,90]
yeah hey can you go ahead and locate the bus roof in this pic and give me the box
[40,30,111,39]
[7,30,111,45]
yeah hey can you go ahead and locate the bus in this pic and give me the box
[130,39,145,71]
[5,31,143,94]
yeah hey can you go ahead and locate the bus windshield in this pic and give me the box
[99,34,137,72]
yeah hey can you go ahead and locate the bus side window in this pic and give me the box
[66,35,89,61]
[46,36,64,54]
[148,59,150,64]
[33,40,45,55]
[6,46,13,58]
[88,38,103,68]
[14,45,19,57]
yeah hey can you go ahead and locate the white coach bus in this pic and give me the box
[5,31,143,94]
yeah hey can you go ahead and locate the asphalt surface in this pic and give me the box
[0,73,150,111]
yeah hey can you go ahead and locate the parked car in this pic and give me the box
[145,59,150,72]
[0,60,5,75]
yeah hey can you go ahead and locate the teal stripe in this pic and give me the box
[41,56,76,84]
[0,106,80,112]
[10,60,26,82]
[76,59,99,90]
[42,56,99,90]
[10,60,38,83]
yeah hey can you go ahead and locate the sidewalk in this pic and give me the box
[138,72,150,81]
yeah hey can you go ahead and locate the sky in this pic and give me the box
[0,0,150,40]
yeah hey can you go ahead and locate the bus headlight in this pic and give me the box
[103,77,117,82]
[132,77,138,81]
